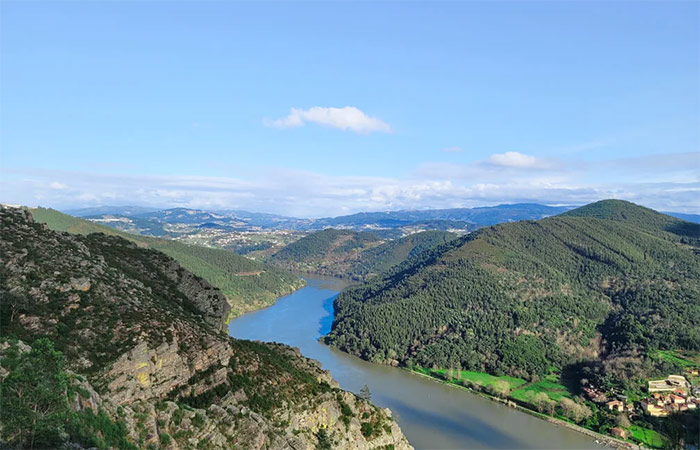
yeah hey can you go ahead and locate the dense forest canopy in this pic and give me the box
[325,200,700,382]
[270,228,456,280]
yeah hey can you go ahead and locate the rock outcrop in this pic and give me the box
[0,206,412,449]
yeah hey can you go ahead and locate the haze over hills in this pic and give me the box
[30,208,304,318]
[64,205,161,217]
[325,200,699,378]
[63,203,574,234]
[659,211,700,224]
[0,206,410,449]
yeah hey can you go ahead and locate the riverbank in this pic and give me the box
[225,277,307,322]
[230,278,603,449]
[406,369,644,450]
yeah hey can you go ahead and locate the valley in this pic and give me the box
[3,200,699,449]
[3,3,697,449]
[0,206,411,449]
[228,277,602,449]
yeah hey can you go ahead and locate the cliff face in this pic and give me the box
[0,206,411,449]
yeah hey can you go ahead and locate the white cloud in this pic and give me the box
[487,151,552,169]
[441,146,463,153]
[265,106,391,134]
[49,181,67,190]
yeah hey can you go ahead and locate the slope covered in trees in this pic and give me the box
[325,200,700,382]
[30,208,303,318]
[270,228,456,280]
[0,206,409,449]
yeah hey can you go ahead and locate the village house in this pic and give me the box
[642,401,669,417]
[640,376,699,417]
[583,386,607,403]
[648,375,690,393]
[669,394,685,404]
[606,400,625,412]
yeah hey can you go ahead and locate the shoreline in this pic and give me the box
[226,273,349,323]
[225,277,307,323]
[405,368,644,450]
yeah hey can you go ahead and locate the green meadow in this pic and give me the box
[628,425,665,449]
[510,375,573,402]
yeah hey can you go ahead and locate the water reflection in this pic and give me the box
[229,277,601,450]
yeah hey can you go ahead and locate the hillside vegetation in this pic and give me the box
[325,200,700,380]
[31,208,303,318]
[270,228,456,280]
[0,207,410,449]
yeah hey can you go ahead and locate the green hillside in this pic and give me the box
[325,200,700,379]
[562,199,700,244]
[272,229,381,260]
[348,230,457,280]
[269,229,382,278]
[31,208,303,318]
[270,228,456,280]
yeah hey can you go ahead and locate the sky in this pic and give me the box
[1,1,698,217]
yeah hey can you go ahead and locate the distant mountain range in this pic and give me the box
[664,211,700,223]
[64,205,161,217]
[65,203,700,232]
[62,203,579,235]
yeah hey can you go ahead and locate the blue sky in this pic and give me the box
[1,1,698,216]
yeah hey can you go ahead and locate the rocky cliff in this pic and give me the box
[0,206,411,450]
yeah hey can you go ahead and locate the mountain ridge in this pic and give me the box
[30,207,304,318]
[325,200,699,377]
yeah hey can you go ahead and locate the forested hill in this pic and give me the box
[0,206,410,449]
[269,228,456,280]
[324,200,700,381]
[561,199,700,243]
[30,208,303,318]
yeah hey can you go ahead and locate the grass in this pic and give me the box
[414,368,572,404]
[414,367,527,389]
[412,367,672,448]
[653,349,699,368]
[627,425,666,449]
[510,374,573,402]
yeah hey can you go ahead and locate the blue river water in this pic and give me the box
[229,277,602,449]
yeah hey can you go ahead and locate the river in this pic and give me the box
[228,277,602,449]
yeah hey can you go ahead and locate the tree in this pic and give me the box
[616,413,631,428]
[533,392,555,415]
[559,398,592,424]
[358,385,372,402]
[491,380,511,398]
[0,338,70,449]
[315,428,332,450]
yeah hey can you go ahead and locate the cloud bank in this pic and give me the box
[265,106,391,134]
[2,151,697,217]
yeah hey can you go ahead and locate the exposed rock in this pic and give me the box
[0,206,413,449]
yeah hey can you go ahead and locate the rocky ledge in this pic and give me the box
[0,206,412,449]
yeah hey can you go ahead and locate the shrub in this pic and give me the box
[361,422,373,438]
